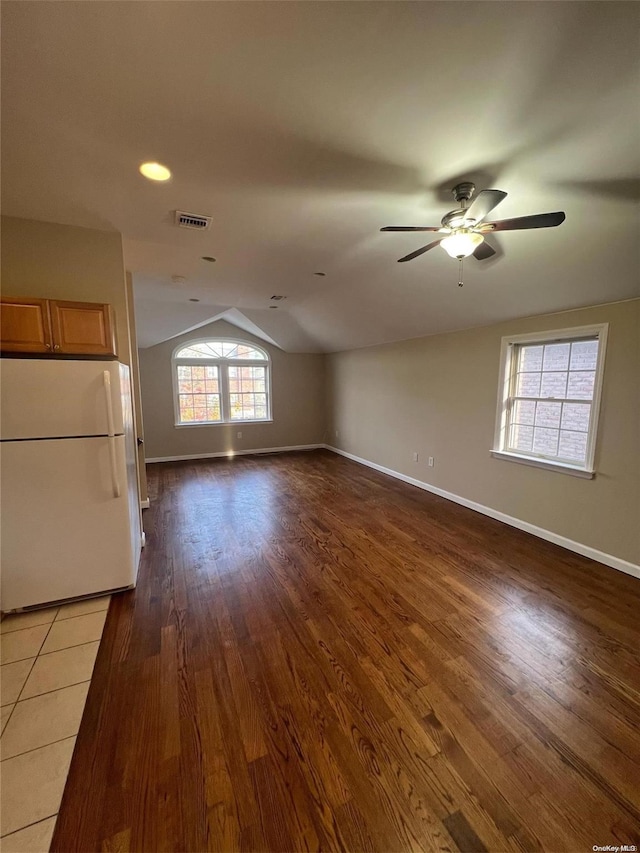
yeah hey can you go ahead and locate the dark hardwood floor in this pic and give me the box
[52,450,640,852]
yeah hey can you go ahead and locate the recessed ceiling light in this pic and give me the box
[171,274,187,284]
[269,305,278,309]
[139,161,171,182]
[201,256,217,263]
[314,272,326,277]
[189,298,200,302]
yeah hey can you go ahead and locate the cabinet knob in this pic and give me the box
[53,344,60,351]
[45,343,51,349]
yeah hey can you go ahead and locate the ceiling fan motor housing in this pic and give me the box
[441,209,468,229]
[452,182,476,203]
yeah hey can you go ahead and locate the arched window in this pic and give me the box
[173,339,271,425]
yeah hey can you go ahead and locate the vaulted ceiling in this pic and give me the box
[2,1,639,352]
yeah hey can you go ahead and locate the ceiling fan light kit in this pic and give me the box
[440,230,484,259]
[381,182,566,285]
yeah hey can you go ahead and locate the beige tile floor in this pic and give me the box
[0,595,110,852]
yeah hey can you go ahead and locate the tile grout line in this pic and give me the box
[0,621,56,636]
[11,676,94,708]
[0,610,59,734]
[0,812,58,840]
[2,615,107,667]
[31,638,100,659]
[0,732,80,764]
[13,611,60,706]
[0,607,58,632]
[33,637,106,657]
[1,606,109,638]
[3,619,105,724]
[53,607,110,623]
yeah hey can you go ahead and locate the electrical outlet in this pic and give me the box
[237,431,242,438]
[428,456,434,467]
[413,452,419,462]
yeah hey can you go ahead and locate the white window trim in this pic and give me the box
[491,323,608,478]
[172,338,272,427]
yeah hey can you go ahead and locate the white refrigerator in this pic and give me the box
[1,359,143,611]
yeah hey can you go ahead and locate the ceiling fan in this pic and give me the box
[381,182,565,284]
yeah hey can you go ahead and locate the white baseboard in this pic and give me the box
[140,499,150,509]
[324,445,640,581]
[145,444,324,464]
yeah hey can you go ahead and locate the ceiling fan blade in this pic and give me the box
[397,240,442,263]
[483,211,566,232]
[473,241,496,260]
[381,226,442,232]
[465,189,507,224]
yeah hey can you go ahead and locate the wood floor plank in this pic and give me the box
[51,450,640,852]
[443,810,488,853]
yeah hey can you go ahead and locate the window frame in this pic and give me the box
[491,324,608,478]
[172,338,272,427]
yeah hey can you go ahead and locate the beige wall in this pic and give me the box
[1,216,131,365]
[138,319,326,459]
[326,300,640,566]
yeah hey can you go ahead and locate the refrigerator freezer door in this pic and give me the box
[0,359,125,440]
[0,435,139,610]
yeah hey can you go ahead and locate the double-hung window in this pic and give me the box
[173,340,271,425]
[492,324,608,477]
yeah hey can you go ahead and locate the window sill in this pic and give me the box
[490,449,595,479]
[174,419,274,428]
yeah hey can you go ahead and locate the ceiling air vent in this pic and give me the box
[175,210,212,230]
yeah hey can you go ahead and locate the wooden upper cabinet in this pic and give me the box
[0,297,52,354]
[1,297,117,357]
[49,301,115,356]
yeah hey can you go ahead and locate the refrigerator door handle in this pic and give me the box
[108,436,121,498]
[104,372,120,498]
[103,370,115,437]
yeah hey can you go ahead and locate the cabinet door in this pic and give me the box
[0,297,52,353]
[49,300,117,356]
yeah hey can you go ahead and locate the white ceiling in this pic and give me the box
[2,1,639,352]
